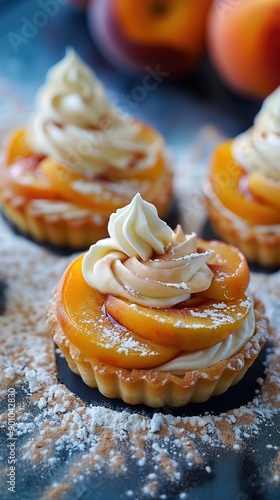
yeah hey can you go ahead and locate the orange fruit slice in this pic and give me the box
[209,140,280,225]
[105,292,251,352]
[247,171,280,209]
[197,239,250,301]
[56,255,180,369]
[4,128,33,166]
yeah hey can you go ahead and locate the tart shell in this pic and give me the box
[0,165,172,250]
[0,192,109,249]
[47,293,268,408]
[204,182,280,268]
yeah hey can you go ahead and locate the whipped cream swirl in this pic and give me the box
[27,48,157,176]
[82,194,214,307]
[232,86,280,181]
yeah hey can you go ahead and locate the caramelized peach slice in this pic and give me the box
[210,140,280,225]
[41,158,134,211]
[1,157,59,200]
[247,171,280,209]
[56,255,180,369]
[105,293,251,352]
[4,128,33,165]
[104,151,165,181]
[2,128,59,199]
[197,239,250,301]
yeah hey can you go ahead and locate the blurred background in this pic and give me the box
[0,0,279,232]
[0,4,279,499]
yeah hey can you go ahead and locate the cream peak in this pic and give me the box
[108,193,173,261]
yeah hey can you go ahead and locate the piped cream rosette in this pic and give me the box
[27,48,157,176]
[82,193,214,308]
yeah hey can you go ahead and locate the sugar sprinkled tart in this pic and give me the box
[48,194,268,407]
[205,86,280,267]
[0,49,172,249]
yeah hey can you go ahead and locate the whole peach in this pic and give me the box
[207,0,280,99]
[87,0,211,77]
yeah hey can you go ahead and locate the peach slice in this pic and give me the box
[209,141,280,225]
[56,255,180,369]
[4,128,33,166]
[247,171,280,209]
[104,150,165,181]
[2,128,59,199]
[105,293,251,352]
[41,158,135,211]
[1,157,59,200]
[197,239,250,301]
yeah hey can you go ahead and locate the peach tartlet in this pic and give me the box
[0,49,172,249]
[47,194,268,407]
[205,86,280,267]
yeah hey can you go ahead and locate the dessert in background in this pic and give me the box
[205,86,280,267]
[0,49,173,249]
[48,194,268,408]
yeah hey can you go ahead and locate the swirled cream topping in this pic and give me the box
[232,86,280,181]
[82,194,214,307]
[26,48,158,176]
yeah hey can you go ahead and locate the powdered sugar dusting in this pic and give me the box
[0,226,279,499]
